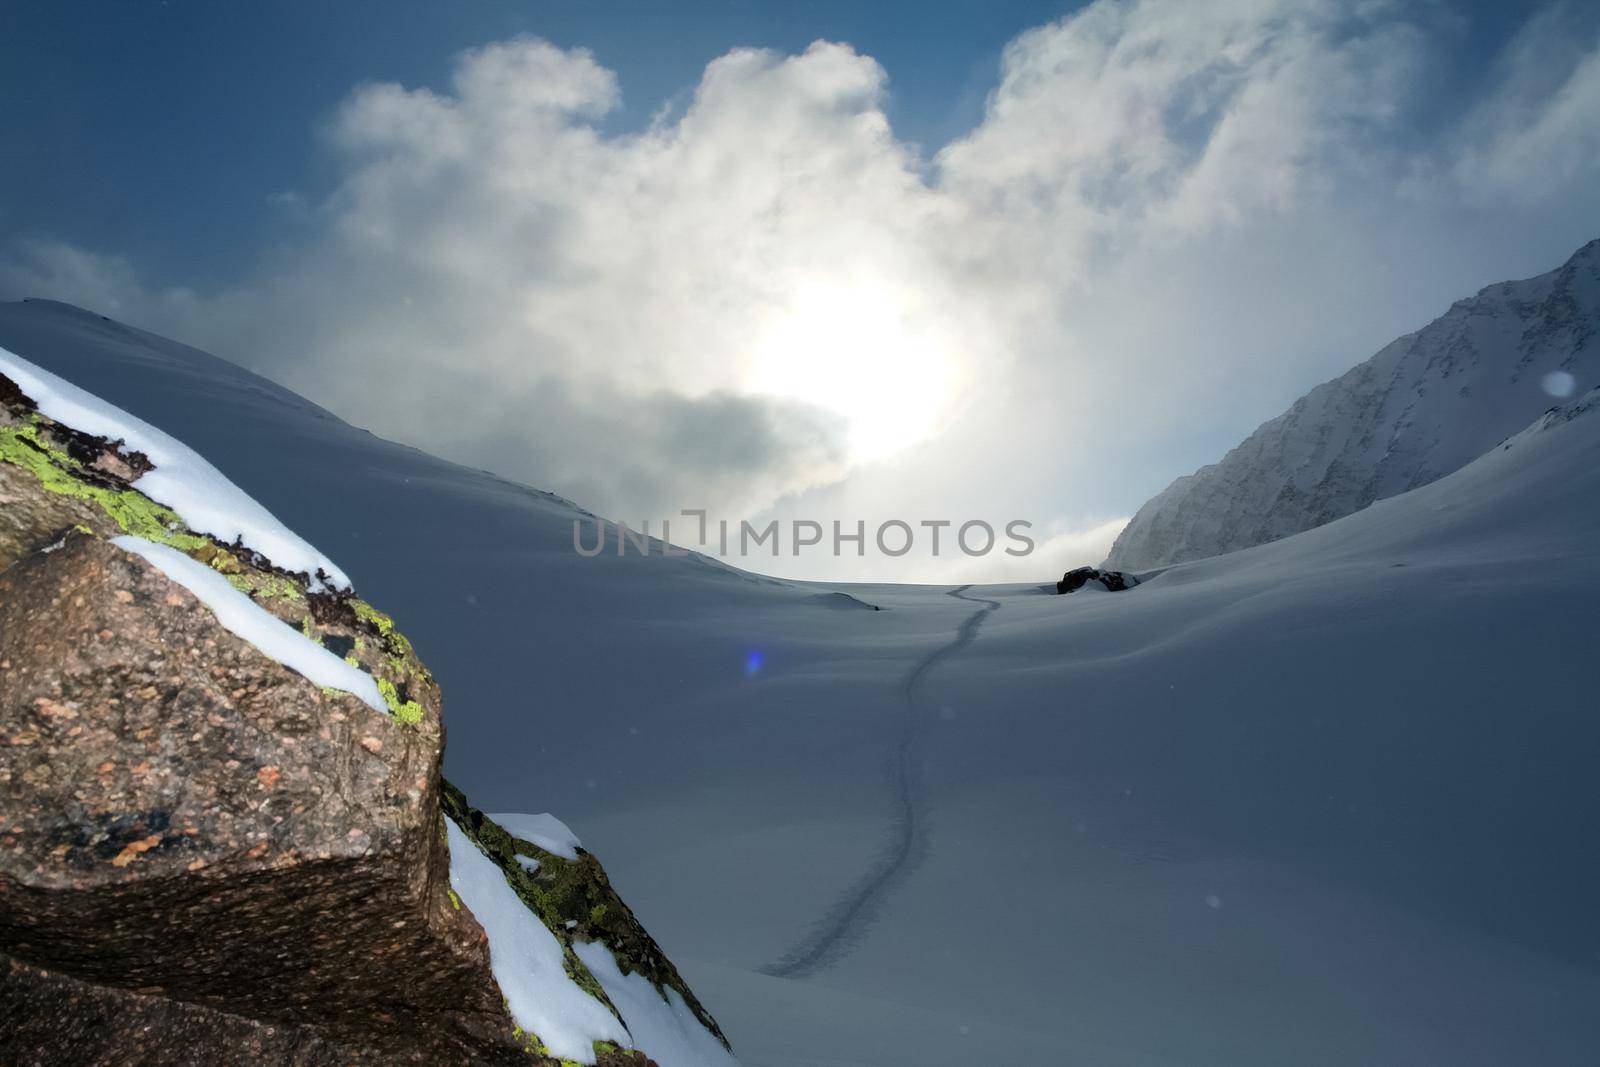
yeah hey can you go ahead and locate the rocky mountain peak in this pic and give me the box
[1105,238,1600,571]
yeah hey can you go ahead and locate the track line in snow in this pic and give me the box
[761,585,1001,979]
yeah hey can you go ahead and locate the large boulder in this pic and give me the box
[0,532,518,1063]
[0,360,727,1065]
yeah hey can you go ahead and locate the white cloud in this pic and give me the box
[2,1,1597,580]
[1449,2,1600,202]
[937,0,1422,266]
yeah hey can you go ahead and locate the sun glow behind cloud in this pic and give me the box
[746,281,961,462]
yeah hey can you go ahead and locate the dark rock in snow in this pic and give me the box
[810,591,881,610]
[1055,566,1137,594]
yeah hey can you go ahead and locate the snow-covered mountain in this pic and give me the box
[3,298,1598,1064]
[1106,238,1600,570]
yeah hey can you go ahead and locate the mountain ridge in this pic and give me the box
[1105,237,1600,570]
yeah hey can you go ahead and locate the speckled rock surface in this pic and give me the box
[0,534,525,1063]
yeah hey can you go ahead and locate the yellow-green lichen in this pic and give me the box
[351,598,415,661]
[340,598,430,725]
[7,422,75,466]
[509,1018,550,1058]
[376,676,425,725]
[0,422,210,553]
[228,569,305,602]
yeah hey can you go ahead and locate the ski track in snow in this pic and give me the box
[762,585,1002,979]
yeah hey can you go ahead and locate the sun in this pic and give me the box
[745,282,961,462]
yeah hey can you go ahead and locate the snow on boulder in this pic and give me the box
[446,819,631,1061]
[110,534,385,713]
[0,344,351,589]
[445,783,739,1067]
[490,811,585,860]
[0,360,433,728]
[575,940,741,1067]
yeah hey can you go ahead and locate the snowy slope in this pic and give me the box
[1106,238,1599,570]
[3,299,1598,1064]
[677,389,1600,1066]
[759,387,1600,1066]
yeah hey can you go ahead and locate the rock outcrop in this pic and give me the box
[0,359,729,1065]
[1055,566,1137,594]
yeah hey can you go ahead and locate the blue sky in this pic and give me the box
[2,0,1597,580]
[2,0,1077,286]
[0,0,1551,287]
